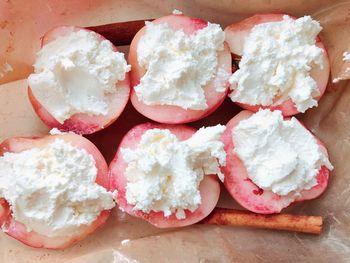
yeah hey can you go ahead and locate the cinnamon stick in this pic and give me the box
[201,208,322,235]
[87,19,151,46]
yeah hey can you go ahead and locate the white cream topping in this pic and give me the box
[332,77,341,83]
[135,21,225,110]
[232,109,333,196]
[229,16,324,113]
[343,51,350,61]
[49,128,75,135]
[0,62,13,78]
[121,125,226,219]
[121,239,130,246]
[0,139,115,237]
[28,29,130,124]
[172,9,183,15]
[49,128,64,135]
[343,51,350,73]
[332,51,350,83]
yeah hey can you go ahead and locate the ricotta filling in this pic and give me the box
[232,109,333,196]
[135,21,225,110]
[121,125,226,219]
[28,29,130,124]
[0,139,115,237]
[229,15,324,113]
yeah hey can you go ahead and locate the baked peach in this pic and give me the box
[109,123,221,227]
[128,14,231,124]
[225,14,330,116]
[221,110,330,214]
[0,134,112,249]
[28,26,130,135]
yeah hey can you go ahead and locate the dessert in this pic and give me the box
[221,109,333,214]
[109,123,226,227]
[28,26,131,135]
[0,9,337,253]
[0,133,114,248]
[128,14,231,124]
[225,14,330,116]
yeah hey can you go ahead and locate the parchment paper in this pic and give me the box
[1,0,350,262]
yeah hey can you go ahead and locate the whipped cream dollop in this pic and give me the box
[121,125,226,219]
[0,139,115,237]
[232,109,333,196]
[28,29,130,123]
[229,16,324,113]
[135,21,225,110]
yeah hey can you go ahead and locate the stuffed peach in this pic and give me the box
[128,14,231,124]
[28,26,131,135]
[225,14,330,116]
[0,134,114,249]
[109,123,226,227]
[221,110,333,214]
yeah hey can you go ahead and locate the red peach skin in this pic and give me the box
[0,134,112,249]
[128,14,232,124]
[224,14,330,116]
[109,123,221,227]
[221,110,330,214]
[28,26,130,135]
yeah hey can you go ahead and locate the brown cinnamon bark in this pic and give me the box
[201,208,323,235]
[87,19,152,46]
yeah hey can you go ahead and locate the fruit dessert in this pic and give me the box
[0,10,336,253]
[128,13,232,124]
[221,109,333,214]
[225,14,330,116]
[28,26,131,135]
[109,123,226,227]
[0,133,115,249]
